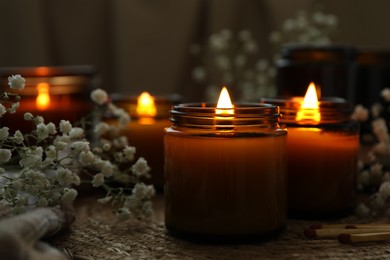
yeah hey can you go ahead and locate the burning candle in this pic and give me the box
[263,83,359,218]
[0,66,95,132]
[164,87,287,242]
[111,92,179,192]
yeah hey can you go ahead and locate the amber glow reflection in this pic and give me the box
[296,82,321,123]
[36,83,51,110]
[216,86,234,115]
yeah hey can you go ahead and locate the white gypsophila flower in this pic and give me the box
[61,188,78,205]
[8,75,25,90]
[381,88,390,102]
[132,183,155,200]
[358,170,370,187]
[36,123,49,140]
[102,142,111,152]
[94,122,110,136]
[118,111,131,127]
[57,168,80,186]
[372,118,389,143]
[101,161,114,177]
[13,130,23,144]
[234,55,247,68]
[371,102,382,118]
[23,112,34,121]
[142,201,153,217]
[79,151,95,166]
[370,163,383,177]
[192,66,207,82]
[269,31,281,43]
[46,122,56,135]
[132,157,150,178]
[379,181,390,200]
[0,149,11,163]
[69,127,84,139]
[8,102,19,113]
[92,173,105,187]
[0,127,9,140]
[19,147,43,168]
[59,120,72,134]
[220,29,232,40]
[215,55,231,71]
[0,104,6,117]
[116,207,131,221]
[209,34,227,51]
[45,145,57,161]
[90,88,108,105]
[355,203,370,216]
[255,59,269,71]
[112,136,128,148]
[70,140,90,153]
[351,105,369,122]
[123,146,136,161]
[34,116,44,125]
[244,40,258,53]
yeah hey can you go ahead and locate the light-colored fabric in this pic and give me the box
[0,207,70,259]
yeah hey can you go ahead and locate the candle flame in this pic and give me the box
[296,82,321,123]
[36,83,50,110]
[136,92,157,117]
[216,86,234,115]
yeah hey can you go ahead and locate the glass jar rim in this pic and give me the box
[170,103,282,129]
[261,97,353,125]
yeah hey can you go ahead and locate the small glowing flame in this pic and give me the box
[36,83,50,110]
[216,87,234,115]
[136,92,157,117]
[296,82,321,123]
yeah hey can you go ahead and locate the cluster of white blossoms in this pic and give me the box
[0,76,155,221]
[190,7,337,102]
[352,88,390,217]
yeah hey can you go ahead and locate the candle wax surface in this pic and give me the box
[164,131,287,237]
[287,127,358,217]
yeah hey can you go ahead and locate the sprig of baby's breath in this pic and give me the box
[0,75,155,221]
[352,88,390,218]
[190,6,338,102]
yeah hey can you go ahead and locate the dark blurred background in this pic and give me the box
[1,0,390,102]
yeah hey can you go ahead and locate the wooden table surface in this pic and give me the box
[51,194,390,259]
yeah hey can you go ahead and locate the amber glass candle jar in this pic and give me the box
[0,66,96,132]
[111,93,181,192]
[263,96,359,218]
[164,103,287,242]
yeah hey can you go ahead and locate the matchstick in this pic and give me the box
[310,224,390,230]
[304,228,390,239]
[339,232,390,244]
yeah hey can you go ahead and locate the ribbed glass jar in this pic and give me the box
[164,103,287,242]
[263,97,359,218]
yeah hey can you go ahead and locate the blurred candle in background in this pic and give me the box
[112,92,181,192]
[0,66,96,132]
[263,83,359,218]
